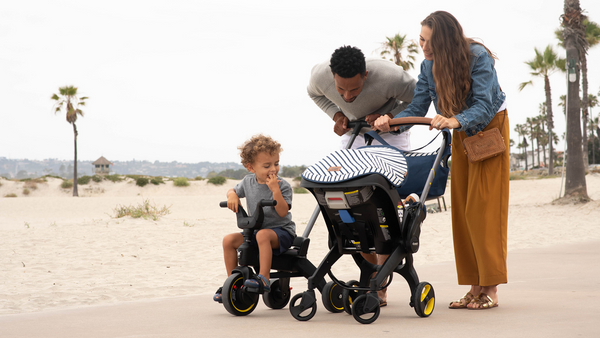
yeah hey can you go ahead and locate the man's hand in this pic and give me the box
[333,112,350,136]
[365,113,386,129]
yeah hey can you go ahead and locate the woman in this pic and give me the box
[374,11,509,310]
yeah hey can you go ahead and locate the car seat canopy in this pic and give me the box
[302,146,408,187]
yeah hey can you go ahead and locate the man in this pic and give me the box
[307,45,417,306]
[308,45,416,149]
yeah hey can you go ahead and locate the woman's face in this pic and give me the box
[419,25,433,61]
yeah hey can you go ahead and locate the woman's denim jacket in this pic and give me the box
[394,43,506,137]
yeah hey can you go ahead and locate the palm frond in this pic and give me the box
[518,81,533,91]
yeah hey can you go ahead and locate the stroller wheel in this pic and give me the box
[321,281,344,313]
[263,279,291,309]
[412,282,435,317]
[351,294,380,324]
[289,292,317,321]
[222,272,259,316]
[342,280,360,315]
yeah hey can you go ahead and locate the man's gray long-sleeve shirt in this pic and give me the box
[308,58,416,125]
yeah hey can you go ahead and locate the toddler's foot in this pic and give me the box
[244,274,271,292]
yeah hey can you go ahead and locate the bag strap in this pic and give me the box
[363,131,390,146]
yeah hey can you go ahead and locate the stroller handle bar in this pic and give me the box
[389,117,433,127]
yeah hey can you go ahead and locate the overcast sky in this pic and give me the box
[2,0,600,166]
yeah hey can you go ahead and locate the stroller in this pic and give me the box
[288,117,452,324]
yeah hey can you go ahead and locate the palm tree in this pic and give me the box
[377,33,420,70]
[556,19,600,167]
[519,45,565,175]
[51,86,88,197]
[514,124,528,169]
[560,0,589,200]
[525,117,538,168]
[537,112,549,167]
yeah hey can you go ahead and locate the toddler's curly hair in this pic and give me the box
[238,134,282,168]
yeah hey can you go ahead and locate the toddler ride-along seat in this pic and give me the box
[217,200,341,316]
[289,117,451,324]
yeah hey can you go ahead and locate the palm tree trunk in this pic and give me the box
[72,122,79,197]
[544,76,555,175]
[530,126,535,167]
[581,53,589,167]
[564,29,588,198]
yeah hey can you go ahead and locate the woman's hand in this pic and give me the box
[373,115,399,132]
[430,116,461,131]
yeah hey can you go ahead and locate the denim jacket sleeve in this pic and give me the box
[453,45,505,135]
[391,60,432,133]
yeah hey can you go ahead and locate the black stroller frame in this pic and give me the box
[289,117,451,324]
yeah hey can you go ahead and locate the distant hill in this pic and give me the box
[0,157,244,180]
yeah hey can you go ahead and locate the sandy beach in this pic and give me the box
[1,174,600,336]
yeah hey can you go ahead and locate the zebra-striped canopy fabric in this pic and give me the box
[302,146,408,187]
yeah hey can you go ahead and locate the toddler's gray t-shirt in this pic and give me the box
[234,174,296,237]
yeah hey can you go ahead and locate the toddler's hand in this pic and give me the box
[266,174,280,192]
[227,194,240,213]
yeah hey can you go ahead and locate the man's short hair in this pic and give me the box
[329,45,366,78]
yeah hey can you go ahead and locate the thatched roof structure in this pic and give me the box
[92,156,113,165]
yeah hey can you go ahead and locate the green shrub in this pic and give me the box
[22,188,30,195]
[208,176,227,185]
[4,193,17,198]
[151,177,165,185]
[104,174,123,183]
[173,177,190,187]
[77,176,92,185]
[136,177,149,187]
[61,180,73,189]
[126,174,144,180]
[92,175,103,182]
[194,176,205,181]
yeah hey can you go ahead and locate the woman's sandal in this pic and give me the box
[213,287,223,303]
[243,274,271,292]
[448,292,476,309]
[468,293,499,310]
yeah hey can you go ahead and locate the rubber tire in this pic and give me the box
[222,272,259,316]
[321,281,344,313]
[342,279,360,315]
[263,279,291,309]
[289,293,317,321]
[412,282,435,318]
[351,294,380,324]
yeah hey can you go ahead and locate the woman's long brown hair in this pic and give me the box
[421,11,496,117]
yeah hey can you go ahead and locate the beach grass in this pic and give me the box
[112,198,172,220]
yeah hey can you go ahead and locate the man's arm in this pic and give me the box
[307,62,341,120]
[387,69,417,116]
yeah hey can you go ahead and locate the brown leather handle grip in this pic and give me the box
[389,117,433,127]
